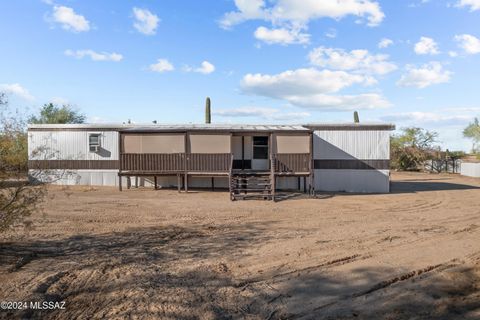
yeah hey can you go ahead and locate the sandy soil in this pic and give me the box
[1,172,480,319]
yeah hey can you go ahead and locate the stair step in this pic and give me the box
[230,173,275,201]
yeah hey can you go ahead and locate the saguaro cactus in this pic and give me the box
[354,111,360,123]
[205,97,211,124]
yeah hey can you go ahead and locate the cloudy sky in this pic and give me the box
[0,0,479,151]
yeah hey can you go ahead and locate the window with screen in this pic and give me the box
[89,133,101,152]
[253,136,269,159]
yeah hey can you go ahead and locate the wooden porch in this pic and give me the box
[117,129,314,200]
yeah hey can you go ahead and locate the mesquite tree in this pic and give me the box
[390,127,439,171]
[0,94,46,231]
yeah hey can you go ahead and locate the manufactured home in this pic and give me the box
[28,123,394,200]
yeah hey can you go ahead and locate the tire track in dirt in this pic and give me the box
[235,254,366,289]
[293,259,462,319]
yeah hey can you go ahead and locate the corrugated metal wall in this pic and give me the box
[315,170,390,193]
[313,130,390,193]
[313,130,390,160]
[28,131,119,160]
[461,163,480,178]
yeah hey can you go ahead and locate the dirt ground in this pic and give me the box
[1,172,480,320]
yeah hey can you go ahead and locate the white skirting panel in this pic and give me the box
[29,169,122,186]
[314,169,390,193]
[30,170,314,191]
[461,163,480,178]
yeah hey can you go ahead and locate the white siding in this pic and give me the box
[29,169,122,186]
[313,130,390,160]
[314,169,390,193]
[28,131,119,160]
[313,130,391,193]
[461,163,480,178]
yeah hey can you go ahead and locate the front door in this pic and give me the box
[251,136,269,171]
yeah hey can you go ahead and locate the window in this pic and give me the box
[89,133,101,152]
[253,136,268,159]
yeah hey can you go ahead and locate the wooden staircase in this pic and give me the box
[229,173,275,201]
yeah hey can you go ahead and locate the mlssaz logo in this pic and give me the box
[30,301,66,310]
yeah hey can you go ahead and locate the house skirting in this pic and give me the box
[29,169,309,191]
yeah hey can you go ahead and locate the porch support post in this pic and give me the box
[309,131,314,196]
[269,132,275,202]
[177,174,181,193]
[154,176,158,190]
[118,132,123,192]
[184,131,188,193]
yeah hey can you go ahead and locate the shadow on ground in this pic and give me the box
[391,178,480,193]
[1,223,479,319]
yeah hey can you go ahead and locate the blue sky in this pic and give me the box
[1,0,479,151]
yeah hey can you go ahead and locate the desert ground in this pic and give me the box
[1,172,480,319]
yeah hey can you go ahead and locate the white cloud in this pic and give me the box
[214,107,310,120]
[242,68,368,96]
[132,7,159,35]
[220,0,267,28]
[448,51,459,57]
[52,5,90,32]
[220,0,385,28]
[0,83,35,101]
[240,68,390,111]
[457,0,480,11]
[380,112,471,126]
[378,38,393,48]
[254,26,309,45]
[454,34,480,54]
[220,0,384,46]
[414,37,439,55]
[286,93,390,110]
[308,47,397,75]
[442,107,480,112]
[325,28,337,39]
[64,49,123,62]
[149,59,174,73]
[184,61,216,74]
[397,62,452,89]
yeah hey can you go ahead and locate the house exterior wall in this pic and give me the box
[28,126,393,193]
[313,130,391,193]
[461,163,480,178]
[28,130,121,186]
[28,130,119,160]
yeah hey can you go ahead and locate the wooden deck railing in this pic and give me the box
[120,153,232,172]
[274,153,310,173]
[120,153,310,174]
[121,153,185,172]
[187,153,232,172]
